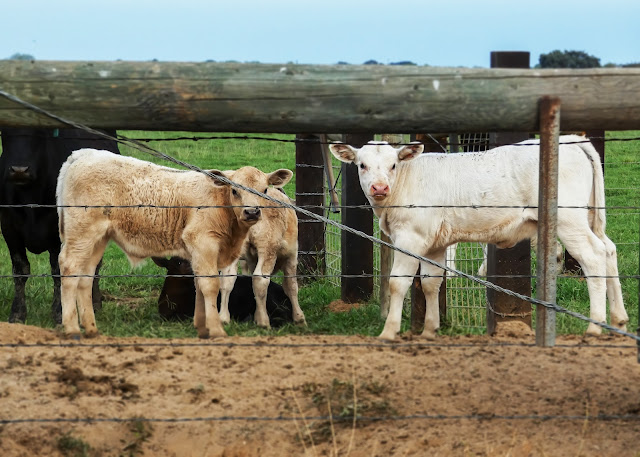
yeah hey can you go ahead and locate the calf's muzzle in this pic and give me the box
[370,183,389,199]
[243,207,261,221]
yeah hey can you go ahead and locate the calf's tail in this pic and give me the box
[577,136,606,236]
[55,154,73,243]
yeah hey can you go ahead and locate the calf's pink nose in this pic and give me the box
[371,184,389,196]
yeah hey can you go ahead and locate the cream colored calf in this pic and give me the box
[56,148,292,339]
[219,188,306,328]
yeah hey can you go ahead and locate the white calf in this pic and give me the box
[330,135,628,340]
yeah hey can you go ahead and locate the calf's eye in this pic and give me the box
[232,189,238,197]
[359,163,366,170]
[391,164,396,170]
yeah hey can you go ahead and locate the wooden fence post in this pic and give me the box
[486,51,533,334]
[341,133,374,302]
[296,134,325,280]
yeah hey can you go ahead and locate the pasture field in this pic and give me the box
[0,130,638,339]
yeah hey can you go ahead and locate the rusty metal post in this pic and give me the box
[295,134,326,279]
[341,133,374,303]
[536,97,561,347]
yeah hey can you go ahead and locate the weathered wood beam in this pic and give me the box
[1,60,639,132]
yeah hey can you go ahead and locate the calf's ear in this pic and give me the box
[396,141,424,161]
[329,142,358,163]
[267,169,293,187]
[207,169,232,187]
[151,257,169,269]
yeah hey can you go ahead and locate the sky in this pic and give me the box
[2,0,639,68]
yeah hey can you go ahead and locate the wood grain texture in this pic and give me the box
[1,60,639,132]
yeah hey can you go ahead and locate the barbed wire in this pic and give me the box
[1,203,639,211]
[3,130,638,148]
[1,272,638,281]
[0,89,638,344]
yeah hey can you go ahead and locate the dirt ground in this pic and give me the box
[0,320,639,457]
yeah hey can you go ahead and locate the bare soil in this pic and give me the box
[0,321,639,457]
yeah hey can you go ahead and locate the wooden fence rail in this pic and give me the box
[1,61,639,132]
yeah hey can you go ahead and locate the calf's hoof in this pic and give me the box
[612,319,628,333]
[197,328,210,339]
[419,328,438,340]
[255,320,271,330]
[585,322,604,336]
[84,329,100,338]
[378,329,398,341]
[208,326,227,339]
[294,316,307,326]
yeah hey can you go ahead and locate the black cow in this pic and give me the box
[0,128,120,323]
[152,257,294,328]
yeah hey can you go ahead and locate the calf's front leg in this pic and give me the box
[195,273,226,339]
[379,249,419,341]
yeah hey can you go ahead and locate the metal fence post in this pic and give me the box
[536,96,561,347]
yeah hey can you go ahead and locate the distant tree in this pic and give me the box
[336,61,350,65]
[7,53,35,60]
[363,59,379,65]
[390,61,417,66]
[622,62,640,68]
[537,50,600,68]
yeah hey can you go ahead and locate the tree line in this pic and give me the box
[5,51,640,68]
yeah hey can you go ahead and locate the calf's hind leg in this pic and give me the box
[559,229,608,335]
[601,235,628,330]
[282,257,306,325]
[218,258,239,325]
[252,254,278,328]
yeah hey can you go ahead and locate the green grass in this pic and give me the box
[0,130,637,338]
